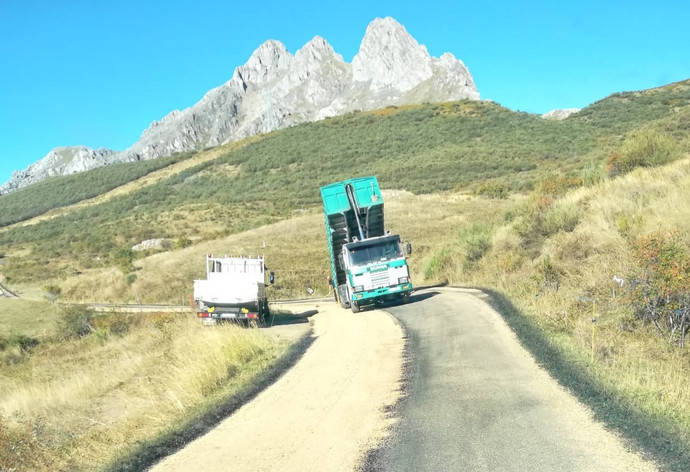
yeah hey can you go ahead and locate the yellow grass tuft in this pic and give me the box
[0,313,284,471]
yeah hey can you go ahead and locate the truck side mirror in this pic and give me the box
[406,242,412,255]
[269,272,275,284]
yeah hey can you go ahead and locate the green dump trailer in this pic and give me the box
[320,176,412,312]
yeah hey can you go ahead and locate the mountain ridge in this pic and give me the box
[0,17,478,195]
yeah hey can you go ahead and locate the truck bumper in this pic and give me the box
[352,283,413,304]
[197,311,261,322]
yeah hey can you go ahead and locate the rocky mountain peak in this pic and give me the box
[352,17,433,92]
[1,17,481,195]
[0,146,117,194]
[234,39,292,87]
[298,36,334,57]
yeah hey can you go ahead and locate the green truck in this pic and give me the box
[320,176,413,312]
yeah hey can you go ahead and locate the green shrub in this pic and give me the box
[57,305,95,339]
[580,160,606,186]
[0,334,39,353]
[615,213,644,237]
[531,255,562,291]
[606,129,679,177]
[125,273,137,286]
[0,334,40,365]
[541,203,580,236]
[108,317,131,336]
[475,182,508,199]
[459,223,492,262]
[175,238,192,249]
[424,248,453,280]
[113,248,136,273]
[536,175,582,197]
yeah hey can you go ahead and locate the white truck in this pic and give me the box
[194,255,274,325]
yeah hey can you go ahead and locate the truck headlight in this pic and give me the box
[398,277,409,284]
[354,285,364,292]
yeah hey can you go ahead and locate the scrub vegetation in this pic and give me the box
[0,152,193,227]
[1,80,688,285]
[0,79,689,469]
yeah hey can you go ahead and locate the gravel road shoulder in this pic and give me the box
[150,302,404,472]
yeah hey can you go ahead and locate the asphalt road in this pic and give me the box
[364,288,656,472]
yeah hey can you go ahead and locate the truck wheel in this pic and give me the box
[351,301,360,313]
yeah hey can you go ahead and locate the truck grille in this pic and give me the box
[370,271,389,289]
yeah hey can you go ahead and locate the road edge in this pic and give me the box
[103,325,316,472]
[357,304,417,472]
[476,286,686,472]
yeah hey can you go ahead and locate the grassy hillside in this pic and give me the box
[1,79,689,285]
[0,152,193,227]
[422,157,690,469]
[0,79,689,470]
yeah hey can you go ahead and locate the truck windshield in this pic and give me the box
[348,241,402,266]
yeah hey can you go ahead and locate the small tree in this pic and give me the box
[629,231,690,346]
[112,248,135,273]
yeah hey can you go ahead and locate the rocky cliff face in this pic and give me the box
[1,17,479,194]
[0,146,117,194]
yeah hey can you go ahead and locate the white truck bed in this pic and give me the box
[193,256,266,311]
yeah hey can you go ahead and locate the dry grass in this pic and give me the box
[0,298,55,338]
[55,190,512,304]
[431,156,690,456]
[0,313,284,471]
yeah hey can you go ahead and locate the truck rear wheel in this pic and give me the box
[351,301,360,313]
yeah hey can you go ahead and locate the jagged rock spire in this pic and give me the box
[1,17,480,194]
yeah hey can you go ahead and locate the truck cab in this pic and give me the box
[321,176,413,312]
[342,234,412,312]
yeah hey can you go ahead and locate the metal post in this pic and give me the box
[591,301,596,364]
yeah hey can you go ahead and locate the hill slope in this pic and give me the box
[0,79,688,283]
[0,79,689,471]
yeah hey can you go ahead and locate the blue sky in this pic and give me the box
[1,0,688,184]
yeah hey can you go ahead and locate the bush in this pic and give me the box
[0,334,40,365]
[629,230,690,346]
[581,160,606,186]
[459,223,492,262]
[606,129,679,177]
[43,284,61,296]
[113,248,135,273]
[57,305,95,339]
[475,182,508,199]
[175,238,192,249]
[536,175,582,197]
[531,255,561,291]
[424,248,453,280]
[541,203,580,235]
[125,273,137,286]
